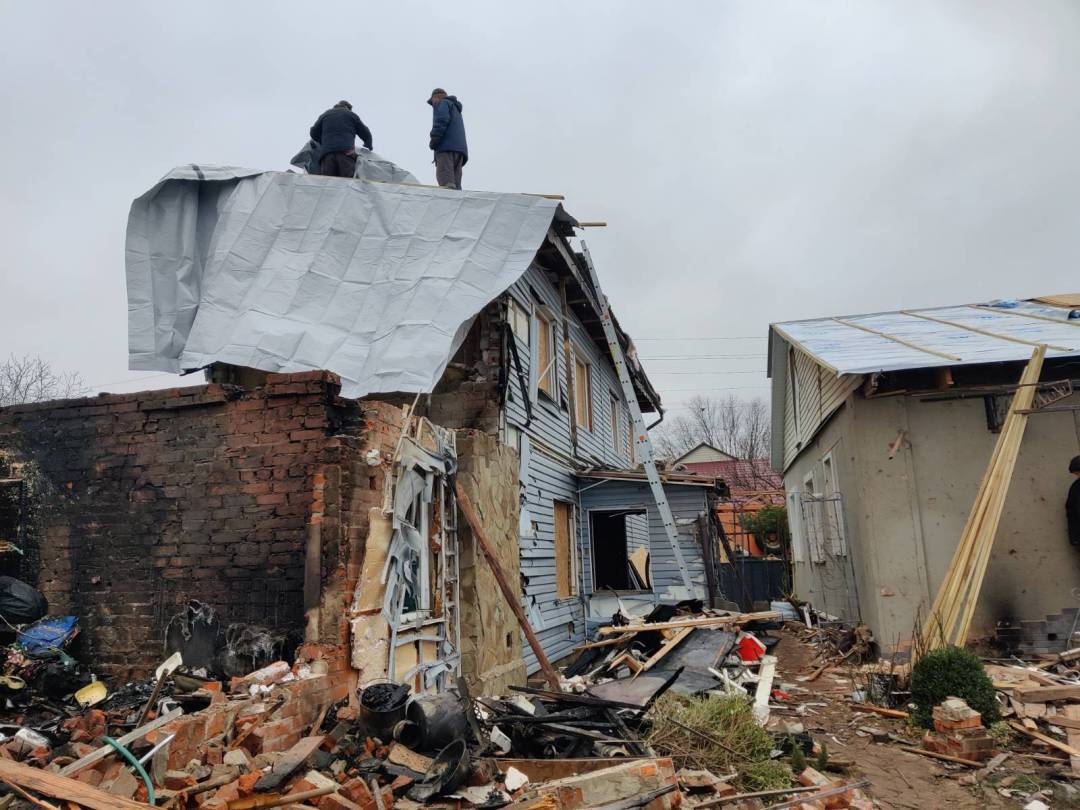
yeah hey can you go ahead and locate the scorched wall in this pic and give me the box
[0,371,370,680]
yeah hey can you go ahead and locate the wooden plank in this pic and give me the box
[902,309,1074,352]
[1045,713,1080,730]
[753,655,777,723]
[1012,685,1080,703]
[850,703,909,719]
[923,346,1045,650]
[1062,704,1080,775]
[456,481,561,690]
[254,735,326,791]
[596,611,781,637]
[898,746,981,768]
[1033,294,1080,308]
[58,708,183,777]
[0,759,151,810]
[971,304,1080,327]
[1009,721,1080,757]
[635,627,693,677]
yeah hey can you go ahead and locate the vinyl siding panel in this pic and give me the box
[501,263,668,671]
[782,346,861,469]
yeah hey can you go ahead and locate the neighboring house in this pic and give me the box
[674,442,737,465]
[768,294,1080,648]
[676,458,785,558]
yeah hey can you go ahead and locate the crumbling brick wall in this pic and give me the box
[0,372,367,680]
[424,301,504,433]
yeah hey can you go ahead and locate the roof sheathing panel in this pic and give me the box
[773,299,1080,376]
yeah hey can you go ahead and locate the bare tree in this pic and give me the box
[0,355,87,407]
[651,394,771,461]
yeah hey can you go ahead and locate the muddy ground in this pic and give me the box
[772,627,1077,808]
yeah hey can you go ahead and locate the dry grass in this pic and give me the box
[645,693,791,791]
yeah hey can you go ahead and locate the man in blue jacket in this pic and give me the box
[309,101,374,177]
[427,88,468,189]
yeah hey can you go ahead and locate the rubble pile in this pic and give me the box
[0,593,892,809]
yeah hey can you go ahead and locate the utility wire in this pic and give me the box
[639,354,767,360]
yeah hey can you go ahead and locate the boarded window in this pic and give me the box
[554,500,575,598]
[536,310,556,398]
[574,356,592,430]
[508,297,530,343]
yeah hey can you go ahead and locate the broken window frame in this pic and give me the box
[588,507,652,593]
[507,295,531,344]
[535,308,558,400]
[573,353,592,432]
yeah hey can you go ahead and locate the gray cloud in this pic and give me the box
[2,1,1078,414]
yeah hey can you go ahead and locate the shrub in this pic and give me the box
[910,646,1000,728]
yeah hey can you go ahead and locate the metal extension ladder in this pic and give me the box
[580,242,693,591]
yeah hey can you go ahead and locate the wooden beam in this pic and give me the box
[0,759,151,810]
[922,346,1046,651]
[596,611,780,636]
[901,310,1073,352]
[455,481,562,690]
[897,746,982,768]
[969,304,1080,327]
[635,627,693,677]
[1012,685,1080,703]
[1010,721,1080,757]
[832,318,962,361]
[58,708,182,777]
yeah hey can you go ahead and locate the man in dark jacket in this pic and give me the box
[1068,455,1080,546]
[427,88,468,189]
[309,101,373,178]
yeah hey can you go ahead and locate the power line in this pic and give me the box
[639,354,767,360]
[635,336,767,341]
[649,371,766,376]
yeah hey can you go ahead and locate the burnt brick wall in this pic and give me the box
[0,371,362,680]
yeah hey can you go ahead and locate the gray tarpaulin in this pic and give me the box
[126,165,561,397]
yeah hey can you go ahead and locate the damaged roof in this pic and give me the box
[769,295,1080,376]
[126,165,659,410]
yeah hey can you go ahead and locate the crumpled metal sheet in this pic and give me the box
[126,165,560,397]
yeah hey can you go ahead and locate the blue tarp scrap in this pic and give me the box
[18,616,78,655]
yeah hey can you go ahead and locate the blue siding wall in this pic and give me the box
[502,263,709,671]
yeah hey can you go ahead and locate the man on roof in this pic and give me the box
[309,100,373,178]
[427,88,468,190]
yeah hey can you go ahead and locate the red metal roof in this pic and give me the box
[675,458,784,496]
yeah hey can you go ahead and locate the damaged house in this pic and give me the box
[0,166,720,700]
[768,294,1080,651]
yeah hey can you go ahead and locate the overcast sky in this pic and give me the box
[2,1,1079,415]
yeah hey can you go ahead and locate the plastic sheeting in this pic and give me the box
[774,302,1080,375]
[288,141,419,184]
[126,165,560,397]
